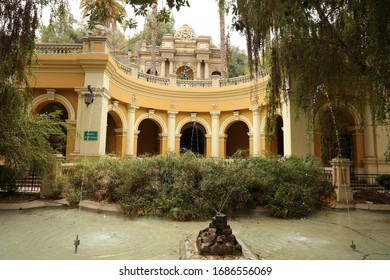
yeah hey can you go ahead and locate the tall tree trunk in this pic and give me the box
[218,0,227,78]
[150,1,158,75]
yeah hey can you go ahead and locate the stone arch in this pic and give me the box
[31,93,76,121]
[176,116,211,135]
[177,116,210,156]
[179,122,207,155]
[175,62,195,79]
[108,103,127,129]
[175,62,195,73]
[315,102,362,128]
[220,114,253,135]
[135,113,168,134]
[225,121,250,158]
[314,103,363,168]
[258,110,284,156]
[106,108,126,156]
[31,92,76,158]
[259,108,282,134]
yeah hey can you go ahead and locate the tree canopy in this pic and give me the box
[39,10,87,43]
[0,0,191,183]
[232,0,389,116]
[227,45,249,78]
[0,0,67,186]
[231,0,390,157]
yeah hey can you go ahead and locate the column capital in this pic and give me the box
[127,103,139,111]
[249,105,262,113]
[210,111,221,118]
[167,110,178,117]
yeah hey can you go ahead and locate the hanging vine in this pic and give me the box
[231,0,390,157]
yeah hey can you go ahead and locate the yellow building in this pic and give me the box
[29,29,390,175]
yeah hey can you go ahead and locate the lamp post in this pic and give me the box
[84,85,95,107]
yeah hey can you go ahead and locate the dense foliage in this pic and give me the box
[231,0,390,157]
[0,0,67,190]
[61,153,333,220]
[38,9,87,43]
[227,45,249,78]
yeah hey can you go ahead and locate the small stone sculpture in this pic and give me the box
[196,213,242,256]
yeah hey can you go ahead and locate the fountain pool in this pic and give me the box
[0,206,389,260]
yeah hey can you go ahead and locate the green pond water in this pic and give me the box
[0,207,389,260]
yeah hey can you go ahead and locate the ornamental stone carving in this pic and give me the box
[174,24,196,41]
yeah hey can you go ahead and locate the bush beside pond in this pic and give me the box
[62,153,333,220]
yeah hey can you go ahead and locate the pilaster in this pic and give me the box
[330,157,354,203]
[167,110,178,153]
[126,104,139,157]
[250,106,262,156]
[210,111,221,158]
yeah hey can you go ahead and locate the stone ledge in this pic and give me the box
[355,203,390,211]
[78,200,121,214]
[331,202,390,211]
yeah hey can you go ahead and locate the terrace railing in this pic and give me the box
[138,72,170,85]
[219,75,251,87]
[35,43,83,54]
[177,79,212,88]
[35,42,270,88]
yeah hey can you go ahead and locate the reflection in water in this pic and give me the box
[0,207,389,260]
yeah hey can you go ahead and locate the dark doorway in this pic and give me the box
[226,121,249,157]
[137,119,160,156]
[180,122,206,155]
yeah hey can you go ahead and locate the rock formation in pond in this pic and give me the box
[196,213,242,256]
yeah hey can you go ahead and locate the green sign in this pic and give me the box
[84,131,98,141]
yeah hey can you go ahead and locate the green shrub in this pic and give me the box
[264,156,333,218]
[45,176,69,199]
[55,153,333,220]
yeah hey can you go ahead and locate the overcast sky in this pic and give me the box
[46,0,247,51]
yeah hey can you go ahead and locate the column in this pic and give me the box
[204,61,209,79]
[160,59,166,77]
[196,60,201,80]
[210,111,221,158]
[250,106,261,156]
[167,110,178,153]
[169,59,174,75]
[363,107,377,173]
[281,94,310,157]
[126,104,139,157]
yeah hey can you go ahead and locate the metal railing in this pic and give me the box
[16,170,42,193]
[350,174,384,192]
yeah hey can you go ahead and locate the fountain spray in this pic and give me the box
[317,84,357,251]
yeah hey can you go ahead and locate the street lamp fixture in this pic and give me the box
[85,85,95,107]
